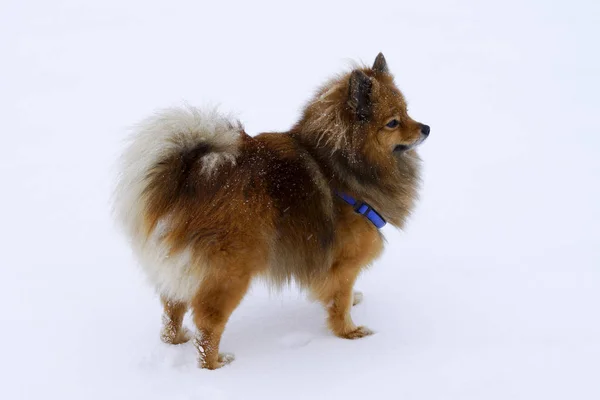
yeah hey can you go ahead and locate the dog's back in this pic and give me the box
[114,107,335,303]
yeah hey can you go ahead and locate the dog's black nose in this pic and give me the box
[420,124,430,136]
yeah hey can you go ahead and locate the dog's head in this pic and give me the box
[354,53,429,157]
[294,53,426,226]
[297,53,429,167]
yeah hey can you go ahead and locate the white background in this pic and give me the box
[1,0,599,399]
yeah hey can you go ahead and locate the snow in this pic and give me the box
[1,0,599,399]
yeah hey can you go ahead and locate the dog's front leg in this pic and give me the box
[311,261,373,339]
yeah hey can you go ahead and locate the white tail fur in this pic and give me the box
[113,105,242,301]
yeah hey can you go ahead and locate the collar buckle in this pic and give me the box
[335,191,387,229]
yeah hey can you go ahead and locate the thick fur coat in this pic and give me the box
[114,53,429,369]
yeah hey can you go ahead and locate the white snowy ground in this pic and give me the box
[2,0,599,399]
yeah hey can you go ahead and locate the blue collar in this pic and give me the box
[335,191,387,229]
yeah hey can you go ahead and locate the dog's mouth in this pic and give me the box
[393,134,428,153]
[393,144,411,152]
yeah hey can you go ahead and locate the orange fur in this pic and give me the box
[115,53,428,369]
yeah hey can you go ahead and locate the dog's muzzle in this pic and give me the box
[394,124,430,152]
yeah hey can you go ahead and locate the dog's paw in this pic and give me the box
[218,353,235,366]
[160,326,192,345]
[199,353,235,370]
[352,291,364,306]
[339,326,374,340]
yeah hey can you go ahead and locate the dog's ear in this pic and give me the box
[372,52,389,74]
[348,70,372,121]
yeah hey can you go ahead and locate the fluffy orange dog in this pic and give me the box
[114,53,429,369]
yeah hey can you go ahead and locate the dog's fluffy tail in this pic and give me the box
[113,105,243,239]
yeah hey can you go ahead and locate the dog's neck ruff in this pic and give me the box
[335,191,387,229]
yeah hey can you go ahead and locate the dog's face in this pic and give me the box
[294,53,425,225]
[347,54,430,164]
[297,53,428,170]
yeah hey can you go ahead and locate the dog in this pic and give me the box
[114,53,429,369]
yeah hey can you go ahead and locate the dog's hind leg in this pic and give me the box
[190,268,253,370]
[352,290,364,306]
[160,297,191,345]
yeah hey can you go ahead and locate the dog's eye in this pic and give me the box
[386,119,399,129]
